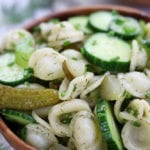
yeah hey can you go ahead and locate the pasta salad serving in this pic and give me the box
[0,9,150,150]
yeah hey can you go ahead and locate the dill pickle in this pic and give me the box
[0,85,59,110]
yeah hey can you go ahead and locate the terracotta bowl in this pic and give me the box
[0,5,150,150]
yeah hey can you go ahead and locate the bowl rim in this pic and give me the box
[24,4,150,31]
[0,4,150,150]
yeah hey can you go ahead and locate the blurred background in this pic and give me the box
[0,0,150,149]
[0,0,150,42]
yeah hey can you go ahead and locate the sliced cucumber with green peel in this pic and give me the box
[0,52,33,86]
[95,100,123,150]
[0,66,33,86]
[0,109,35,125]
[68,15,93,34]
[0,52,15,67]
[110,16,141,38]
[82,33,131,72]
[20,126,28,140]
[89,11,116,31]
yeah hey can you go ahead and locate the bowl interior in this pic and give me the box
[0,5,150,150]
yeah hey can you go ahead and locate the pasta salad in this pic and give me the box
[0,10,150,150]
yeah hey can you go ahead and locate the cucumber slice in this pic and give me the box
[0,52,33,86]
[89,11,115,31]
[20,126,27,140]
[15,40,35,68]
[0,66,33,86]
[0,109,35,125]
[0,52,15,67]
[95,100,123,150]
[110,16,141,38]
[83,33,131,72]
[68,15,93,34]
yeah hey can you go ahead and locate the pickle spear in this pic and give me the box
[0,85,59,110]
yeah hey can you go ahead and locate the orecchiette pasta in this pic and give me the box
[119,99,150,123]
[48,21,84,50]
[145,68,150,78]
[130,40,147,71]
[61,49,87,61]
[118,71,150,98]
[33,106,52,118]
[25,124,58,150]
[80,72,108,99]
[32,111,52,131]
[99,74,124,101]
[121,121,150,150]
[67,138,76,150]
[70,111,102,150]
[59,72,93,100]
[48,99,91,137]
[114,94,126,123]
[29,47,66,80]
[1,29,34,51]
[40,22,56,40]
[51,144,69,150]
[62,49,88,78]
[1,10,150,150]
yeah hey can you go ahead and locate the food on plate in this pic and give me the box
[0,10,150,150]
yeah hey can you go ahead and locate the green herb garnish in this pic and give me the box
[132,121,141,127]
[73,84,77,92]
[61,91,66,97]
[63,41,71,46]
[60,23,65,28]
[145,93,150,99]
[74,23,81,30]
[49,18,60,24]
[92,40,97,46]
[72,57,78,61]
[7,62,15,67]
[126,107,138,118]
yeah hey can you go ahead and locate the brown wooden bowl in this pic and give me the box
[120,0,150,6]
[0,5,150,150]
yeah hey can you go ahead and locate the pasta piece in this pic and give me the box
[145,68,150,78]
[61,49,84,59]
[1,29,34,51]
[40,22,56,40]
[118,71,150,98]
[25,124,58,150]
[121,120,150,150]
[67,138,76,150]
[48,21,84,51]
[114,94,126,123]
[70,111,102,150]
[130,40,147,71]
[119,99,150,123]
[99,74,124,101]
[48,99,91,137]
[62,49,88,78]
[33,106,52,118]
[51,144,69,150]
[59,72,93,100]
[32,111,52,131]
[29,48,66,80]
[80,72,108,99]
